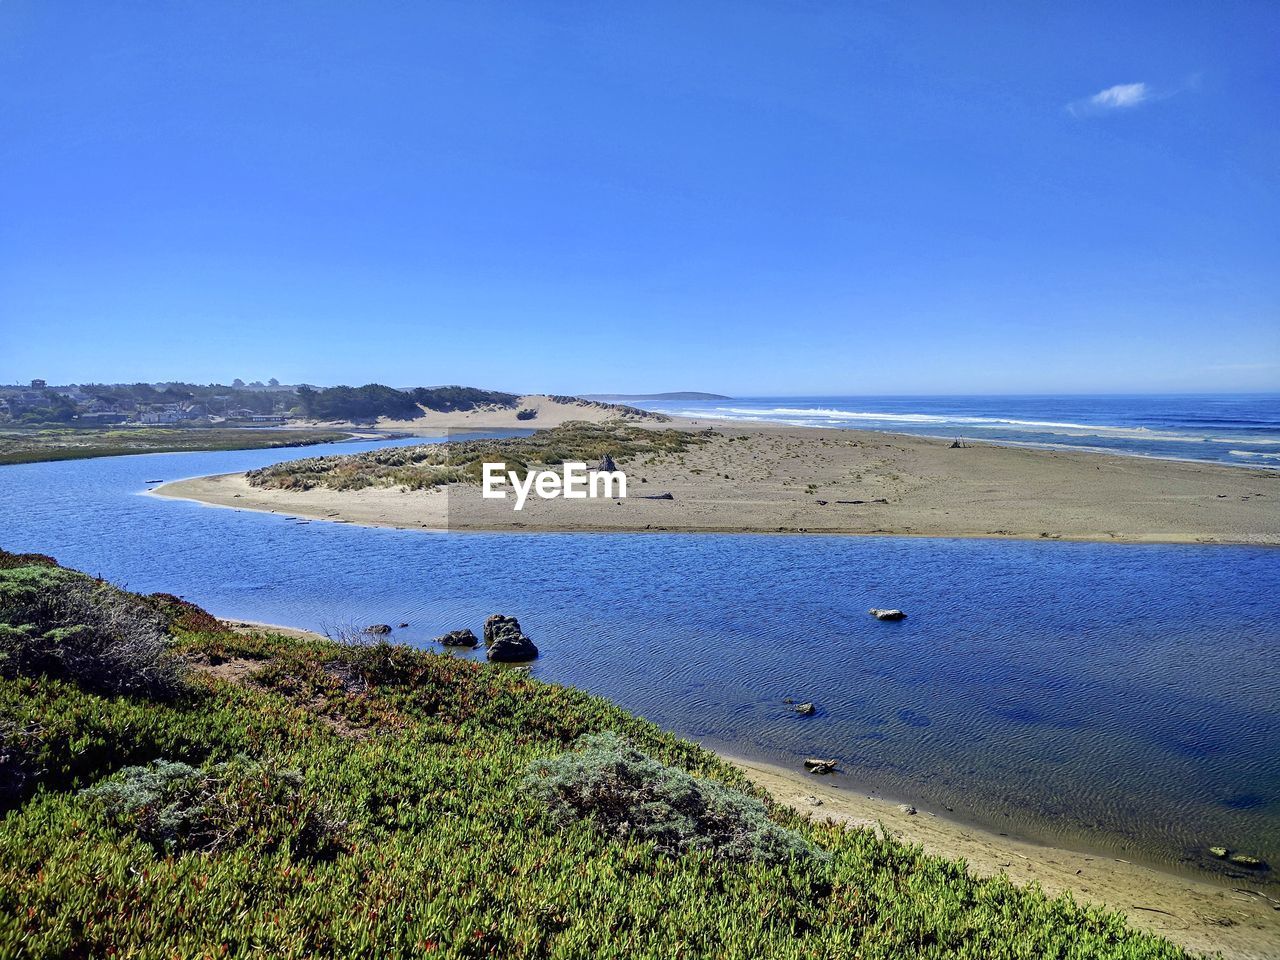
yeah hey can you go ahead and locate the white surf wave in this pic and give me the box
[677,406,1279,445]
[1230,449,1280,460]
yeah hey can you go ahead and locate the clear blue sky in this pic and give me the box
[1,1,1277,395]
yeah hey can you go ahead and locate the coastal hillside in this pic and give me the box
[0,549,1189,958]
[0,383,668,464]
[288,383,667,429]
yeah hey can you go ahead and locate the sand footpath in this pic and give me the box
[154,424,1280,545]
[730,755,1280,960]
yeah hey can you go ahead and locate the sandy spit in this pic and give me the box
[152,423,1280,545]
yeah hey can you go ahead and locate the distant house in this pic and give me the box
[138,410,183,425]
[78,411,129,424]
[30,379,46,390]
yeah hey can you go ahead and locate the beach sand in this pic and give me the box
[154,423,1280,545]
[730,755,1280,960]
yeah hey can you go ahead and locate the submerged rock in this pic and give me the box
[1209,846,1229,859]
[869,608,906,621]
[803,758,838,774]
[437,628,479,648]
[484,614,539,662]
[1229,853,1267,870]
[365,624,393,635]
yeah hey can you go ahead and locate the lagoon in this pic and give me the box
[2,437,1277,882]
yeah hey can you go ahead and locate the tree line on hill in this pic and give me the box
[294,385,519,421]
[2,381,524,427]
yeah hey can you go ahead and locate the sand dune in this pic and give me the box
[320,394,666,433]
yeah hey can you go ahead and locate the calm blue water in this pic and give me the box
[1,438,1278,882]
[645,394,1280,468]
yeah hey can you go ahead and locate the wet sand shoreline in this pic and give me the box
[726,753,1280,960]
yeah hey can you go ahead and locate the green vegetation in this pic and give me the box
[78,380,294,415]
[246,421,715,493]
[296,384,521,422]
[0,427,352,465]
[0,563,185,699]
[524,732,823,867]
[84,757,345,857]
[6,391,78,426]
[0,551,1189,958]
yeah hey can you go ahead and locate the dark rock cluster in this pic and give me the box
[436,628,479,648]
[483,614,539,662]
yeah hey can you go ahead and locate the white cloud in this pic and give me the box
[1090,82,1148,109]
[1067,81,1153,117]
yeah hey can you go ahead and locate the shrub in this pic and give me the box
[524,732,825,867]
[247,421,714,493]
[0,549,58,571]
[145,592,223,633]
[0,565,185,699]
[516,407,537,420]
[82,756,345,857]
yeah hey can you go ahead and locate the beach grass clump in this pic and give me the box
[525,732,825,867]
[83,756,345,857]
[0,562,186,699]
[0,553,1193,959]
[246,421,715,494]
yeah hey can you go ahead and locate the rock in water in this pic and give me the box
[794,702,816,715]
[483,614,539,662]
[1229,853,1267,870]
[1208,846,1229,859]
[436,628,479,648]
[803,758,838,774]
[483,614,520,645]
[365,624,393,635]
[869,608,906,621]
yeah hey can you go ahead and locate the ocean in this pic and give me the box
[640,394,1280,468]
